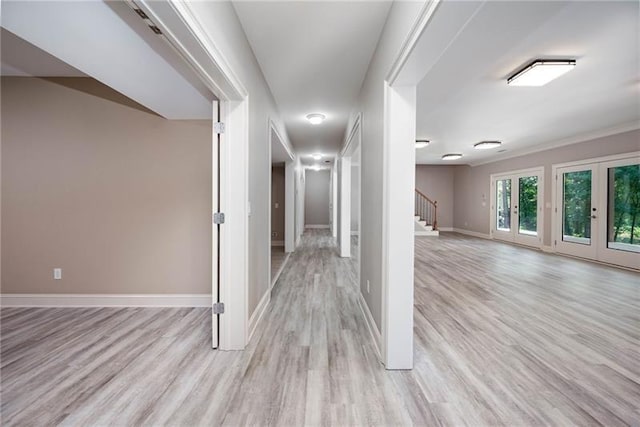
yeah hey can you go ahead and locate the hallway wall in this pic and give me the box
[187,2,292,317]
[304,169,330,226]
[1,77,212,295]
[350,2,426,331]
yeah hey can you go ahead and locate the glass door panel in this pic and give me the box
[496,179,511,232]
[518,176,538,236]
[562,170,592,245]
[607,164,640,254]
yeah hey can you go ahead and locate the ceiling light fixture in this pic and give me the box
[306,113,326,125]
[474,140,502,150]
[507,59,576,86]
[312,153,322,160]
[442,153,463,161]
[415,140,430,149]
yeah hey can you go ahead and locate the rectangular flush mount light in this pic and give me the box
[507,60,576,86]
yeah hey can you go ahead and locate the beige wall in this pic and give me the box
[415,165,455,229]
[1,77,212,294]
[453,129,640,245]
[271,165,285,242]
[304,169,330,226]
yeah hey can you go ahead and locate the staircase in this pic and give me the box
[415,189,439,237]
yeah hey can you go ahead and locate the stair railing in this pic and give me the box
[415,189,437,230]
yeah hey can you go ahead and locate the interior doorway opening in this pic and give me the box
[269,123,295,292]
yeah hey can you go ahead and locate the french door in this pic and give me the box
[491,168,543,248]
[555,155,640,269]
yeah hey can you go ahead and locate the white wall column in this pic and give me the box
[339,157,352,257]
[382,84,416,369]
[284,161,295,253]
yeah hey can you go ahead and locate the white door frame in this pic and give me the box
[138,0,249,350]
[339,114,362,258]
[552,151,640,269]
[490,167,544,249]
[267,119,296,294]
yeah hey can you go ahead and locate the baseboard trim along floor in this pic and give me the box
[0,294,212,307]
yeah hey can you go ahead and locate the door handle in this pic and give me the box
[591,215,597,219]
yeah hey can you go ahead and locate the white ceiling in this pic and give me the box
[1,1,213,119]
[1,28,86,77]
[414,1,640,165]
[234,1,392,164]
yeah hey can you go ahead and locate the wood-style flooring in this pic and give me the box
[270,244,289,285]
[1,230,639,426]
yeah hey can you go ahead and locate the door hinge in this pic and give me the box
[213,302,225,314]
[213,212,225,224]
[554,240,557,246]
[214,122,225,134]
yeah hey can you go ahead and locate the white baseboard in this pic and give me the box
[248,288,270,343]
[271,240,284,247]
[0,294,211,307]
[451,228,491,240]
[438,227,453,232]
[357,290,382,361]
[542,245,555,253]
[305,224,330,229]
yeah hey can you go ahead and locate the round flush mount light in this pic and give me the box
[442,153,463,161]
[306,114,326,125]
[474,140,502,150]
[311,153,323,160]
[415,140,430,149]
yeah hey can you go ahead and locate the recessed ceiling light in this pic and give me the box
[306,114,326,125]
[507,59,576,86]
[442,153,463,161]
[311,153,322,160]
[415,140,430,149]
[474,140,502,150]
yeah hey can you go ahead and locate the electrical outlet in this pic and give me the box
[366,280,370,294]
[53,268,62,280]
[274,202,279,209]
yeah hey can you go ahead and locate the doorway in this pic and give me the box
[490,167,544,248]
[269,123,295,291]
[553,153,639,269]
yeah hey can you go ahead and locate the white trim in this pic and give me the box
[451,228,491,239]
[247,289,270,343]
[415,230,439,237]
[271,241,285,247]
[470,123,640,167]
[340,113,362,157]
[552,150,640,170]
[438,226,453,232]
[542,245,555,253]
[339,156,352,257]
[351,231,359,236]
[0,294,211,307]
[357,290,382,361]
[305,224,330,229]
[386,0,442,85]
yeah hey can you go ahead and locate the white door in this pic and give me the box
[597,157,640,268]
[555,157,639,270]
[212,100,220,349]
[555,164,599,260]
[491,168,543,248]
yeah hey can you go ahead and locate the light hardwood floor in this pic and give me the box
[1,231,638,426]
